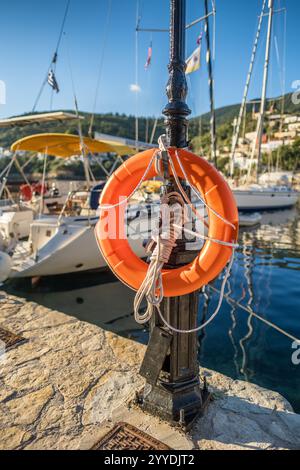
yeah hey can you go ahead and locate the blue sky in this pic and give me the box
[0,0,299,119]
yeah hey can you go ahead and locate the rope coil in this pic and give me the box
[134,191,186,324]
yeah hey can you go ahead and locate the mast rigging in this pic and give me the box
[204,0,217,166]
[32,0,70,112]
[247,0,274,182]
[230,0,267,178]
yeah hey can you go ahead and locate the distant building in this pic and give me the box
[261,141,284,152]
[288,122,300,132]
[268,114,283,121]
[234,154,249,171]
[245,131,257,142]
[274,131,297,140]
[284,116,300,124]
[230,112,299,168]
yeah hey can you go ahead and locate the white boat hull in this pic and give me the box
[239,212,262,227]
[10,216,149,278]
[234,189,299,211]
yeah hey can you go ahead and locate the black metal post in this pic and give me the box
[139,0,210,429]
[163,0,190,148]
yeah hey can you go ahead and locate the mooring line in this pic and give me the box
[208,285,300,343]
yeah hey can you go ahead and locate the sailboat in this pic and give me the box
[233,185,298,211]
[230,0,299,211]
[7,132,156,278]
[0,112,89,250]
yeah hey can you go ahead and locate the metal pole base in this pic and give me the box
[140,379,211,431]
[138,287,211,431]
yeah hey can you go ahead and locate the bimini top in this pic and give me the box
[0,112,84,129]
[11,133,135,157]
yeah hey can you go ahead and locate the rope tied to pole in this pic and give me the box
[134,190,186,324]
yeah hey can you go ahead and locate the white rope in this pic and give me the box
[134,192,186,324]
[209,284,300,343]
[157,137,209,228]
[158,135,236,230]
[133,204,235,332]
[175,224,239,249]
[173,151,236,230]
[156,251,235,334]
[166,150,209,229]
[98,151,159,210]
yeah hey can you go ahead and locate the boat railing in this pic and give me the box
[56,188,100,227]
[0,199,15,208]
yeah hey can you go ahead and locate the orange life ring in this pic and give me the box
[95,148,239,297]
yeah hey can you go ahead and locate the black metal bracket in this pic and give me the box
[139,327,172,386]
[161,150,170,180]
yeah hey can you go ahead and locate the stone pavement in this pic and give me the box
[0,292,299,450]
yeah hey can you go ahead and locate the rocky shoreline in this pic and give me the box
[0,291,299,450]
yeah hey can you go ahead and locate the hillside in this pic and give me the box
[0,112,163,150]
[1,92,299,150]
[0,92,299,178]
[199,93,300,127]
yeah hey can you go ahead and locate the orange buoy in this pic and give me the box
[95,148,239,297]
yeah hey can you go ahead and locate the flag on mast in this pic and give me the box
[196,32,203,45]
[144,41,153,69]
[47,69,60,93]
[185,45,201,75]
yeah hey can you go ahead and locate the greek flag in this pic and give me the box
[47,69,60,93]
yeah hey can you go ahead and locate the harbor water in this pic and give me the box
[5,207,300,413]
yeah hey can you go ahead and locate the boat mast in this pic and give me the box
[249,0,274,182]
[204,0,217,166]
[74,97,92,188]
[135,1,140,151]
[230,0,267,178]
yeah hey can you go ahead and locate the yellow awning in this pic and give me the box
[11,133,132,157]
[98,139,135,156]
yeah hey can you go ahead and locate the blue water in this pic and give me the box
[198,243,300,412]
[197,208,300,412]
[6,208,300,412]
